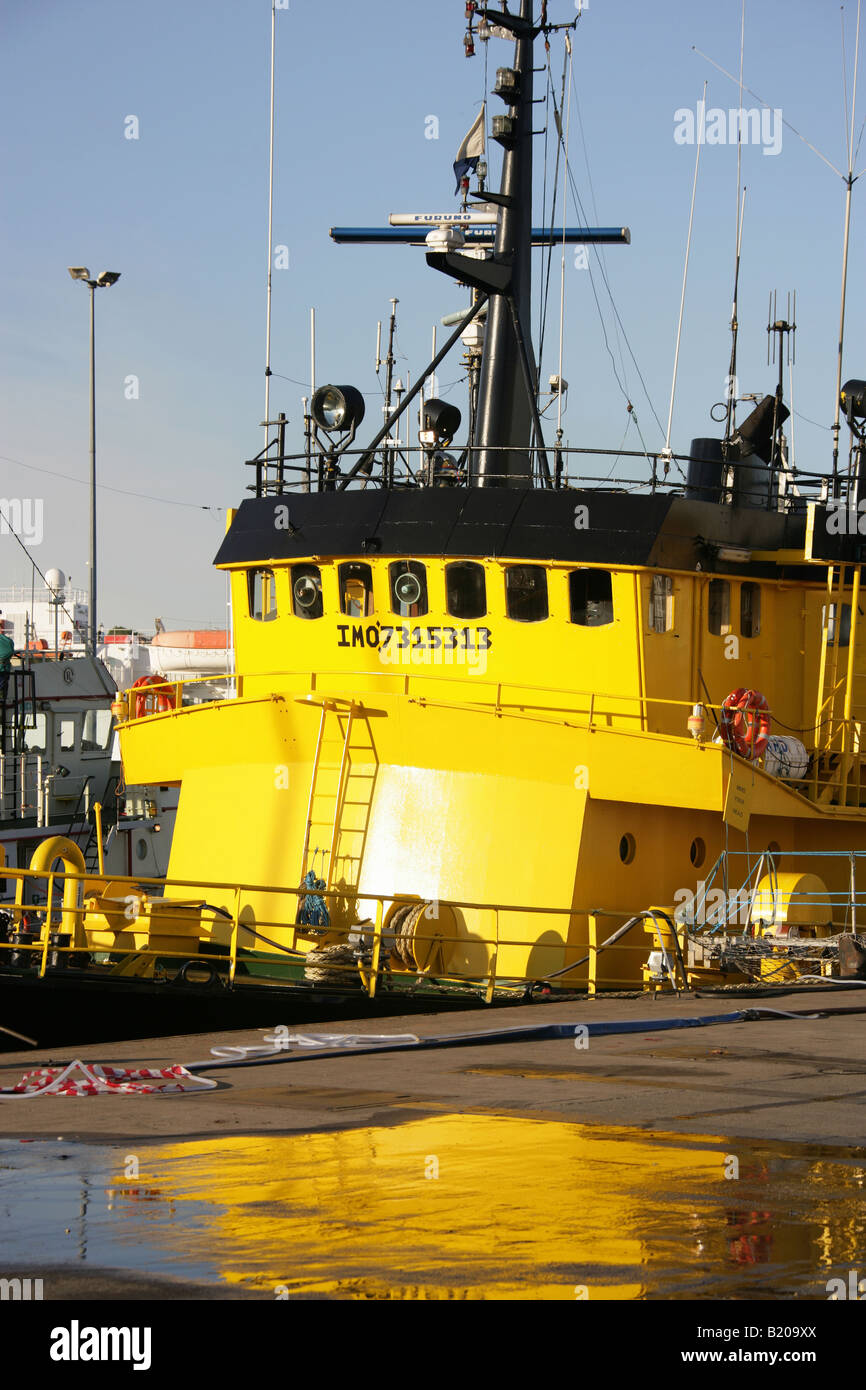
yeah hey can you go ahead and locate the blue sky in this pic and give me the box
[1,0,863,630]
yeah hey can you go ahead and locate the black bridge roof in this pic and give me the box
[214,487,810,577]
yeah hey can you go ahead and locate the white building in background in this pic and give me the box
[0,575,230,689]
[0,573,88,652]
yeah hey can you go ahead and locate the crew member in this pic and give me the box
[0,613,14,707]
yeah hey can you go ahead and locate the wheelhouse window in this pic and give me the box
[389,561,428,617]
[248,568,277,622]
[291,564,323,619]
[649,574,674,633]
[824,602,852,647]
[23,712,46,754]
[59,717,77,752]
[339,562,374,617]
[569,570,613,627]
[505,565,549,623]
[707,579,730,636]
[82,709,113,751]
[740,582,761,638]
[445,561,486,619]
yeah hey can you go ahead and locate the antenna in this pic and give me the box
[767,290,797,371]
[663,80,707,461]
[381,297,399,484]
[263,1,277,458]
[766,290,797,496]
[694,0,863,480]
[725,1,747,442]
[310,307,316,399]
[832,0,862,487]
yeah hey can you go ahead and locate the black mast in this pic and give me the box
[425,2,541,489]
[473,2,537,487]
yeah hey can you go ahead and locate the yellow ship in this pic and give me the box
[3,1,866,1040]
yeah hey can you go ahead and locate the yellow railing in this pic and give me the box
[0,864,661,1000]
[112,668,866,809]
[115,667,782,738]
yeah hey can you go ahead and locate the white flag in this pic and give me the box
[453,104,485,192]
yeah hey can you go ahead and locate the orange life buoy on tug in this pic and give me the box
[720,687,771,761]
[131,674,178,719]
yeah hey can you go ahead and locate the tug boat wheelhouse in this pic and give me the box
[3,1,866,1042]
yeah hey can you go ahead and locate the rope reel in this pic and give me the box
[388,901,449,974]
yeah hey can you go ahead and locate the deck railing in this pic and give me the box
[0,846,860,999]
[0,863,668,998]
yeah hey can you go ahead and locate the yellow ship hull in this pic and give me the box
[113,676,866,990]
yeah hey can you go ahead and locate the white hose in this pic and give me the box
[207,1029,420,1060]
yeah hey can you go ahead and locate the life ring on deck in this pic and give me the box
[720,687,771,761]
[131,674,178,719]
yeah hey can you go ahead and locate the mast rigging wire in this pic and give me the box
[691,45,846,179]
[564,156,663,464]
[534,35,664,470]
[566,65,637,423]
[555,34,573,443]
[0,453,224,512]
[551,58,668,456]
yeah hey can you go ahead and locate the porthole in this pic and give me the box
[619,833,636,865]
[690,836,706,868]
[135,838,148,862]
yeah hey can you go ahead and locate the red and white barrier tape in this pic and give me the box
[0,1059,217,1097]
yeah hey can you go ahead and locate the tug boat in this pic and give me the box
[3,1,866,1046]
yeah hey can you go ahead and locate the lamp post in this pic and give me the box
[68,267,120,656]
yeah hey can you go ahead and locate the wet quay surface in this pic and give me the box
[1,988,864,1299]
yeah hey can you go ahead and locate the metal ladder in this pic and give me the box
[300,700,378,894]
[814,563,865,805]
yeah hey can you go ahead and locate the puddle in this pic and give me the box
[1,1115,865,1299]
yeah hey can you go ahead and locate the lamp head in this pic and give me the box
[419,398,461,447]
[310,384,365,433]
[841,379,866,426]
[393,571,422,607]
[68,266,91,281]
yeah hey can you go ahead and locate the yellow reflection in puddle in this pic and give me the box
[113,1115,866,1300]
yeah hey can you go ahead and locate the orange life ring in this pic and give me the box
[131,674,178,719]
[720,687,771,761]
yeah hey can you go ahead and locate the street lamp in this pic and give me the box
[68,265,121,655]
